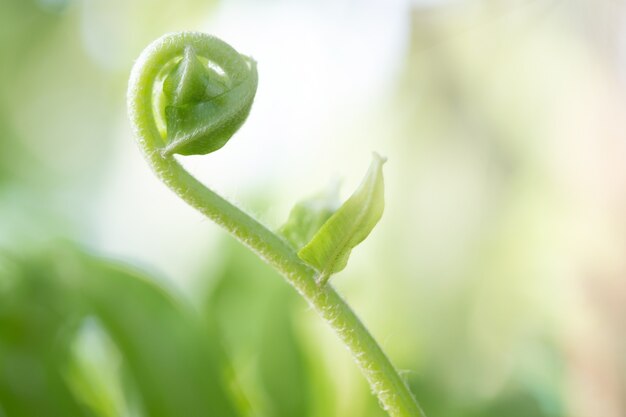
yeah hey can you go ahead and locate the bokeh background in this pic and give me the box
[1,0,625,416]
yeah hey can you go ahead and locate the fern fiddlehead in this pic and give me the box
[127,31,426,417]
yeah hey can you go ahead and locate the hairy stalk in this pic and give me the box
[127,32,425,417]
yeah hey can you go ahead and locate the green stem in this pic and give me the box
[127,32,425,417]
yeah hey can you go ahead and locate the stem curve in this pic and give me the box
[127,31,425,417]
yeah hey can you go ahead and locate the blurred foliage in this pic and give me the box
[0,239,565,417]
[204,238,321,417]
[0,247,244,417]
[1,0,625,416]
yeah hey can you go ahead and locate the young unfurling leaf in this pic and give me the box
[129,33,426,416]
[298,154,386,285]
[160,42,258,156]
[279,182,341,250]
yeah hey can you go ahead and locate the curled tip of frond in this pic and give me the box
[128,32,258,157]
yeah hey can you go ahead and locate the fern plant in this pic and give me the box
[127,31,426,417]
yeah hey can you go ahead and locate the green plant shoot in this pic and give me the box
[127,31,426,417]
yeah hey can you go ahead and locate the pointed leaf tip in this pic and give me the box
[297,154,386,285]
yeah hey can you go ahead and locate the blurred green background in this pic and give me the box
[1,0,625,416]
